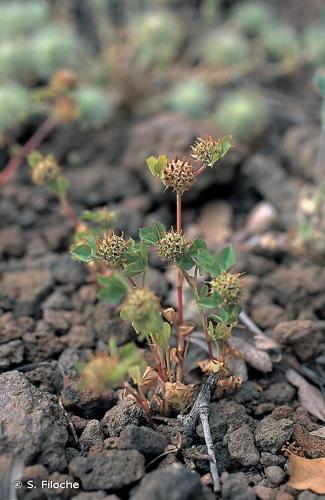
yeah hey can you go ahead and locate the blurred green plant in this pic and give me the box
[198,28,251,68]
[130,10,183,68]
[214,89,270,143]
[230,1,274,36]
[0,84,31,134]
[0,1,50,38]
[260,23,300,68]
[303,23,325,66]
[167,79,212,118]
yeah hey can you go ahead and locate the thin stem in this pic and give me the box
[194,165,207,177]
[0,115,58,184]
[176,192,184,381]
[60,193,79,228]
[199,309,213,360]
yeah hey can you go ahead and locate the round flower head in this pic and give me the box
[50,68,78,93]
[97,231,130,267]
[122,287,161,323]
[162,157,195,194]
[210,272,242,304]
[31,155,60,186]
[157,229,188,262]
[191,136,221,166]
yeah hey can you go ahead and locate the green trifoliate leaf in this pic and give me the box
[177,238,208,271]
[211,136,232,167]
[28,150,43,168]
[97,273,128,304]
[216,245,236,272]
[70,243,94,263]
[195,250,220,276]
[139,222,166,245]
[146,155,168,178]
[196,286,222,309]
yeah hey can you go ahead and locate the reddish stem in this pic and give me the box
[60,193,79,228]
[194,165,207,177]
[0,115,58,184]
[176,192,184,381]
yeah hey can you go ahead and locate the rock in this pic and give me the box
[101,397,147,437]
[0,269,54,315]
[221,472,256,500]
[235,382,262,405]
[130,463,212,500]
[255,485,276,500]
[251,303,289,330]
[262,383,295,405]
[255,417,293,454]
[0,313,34,344]
[74,493,120,500]
[0,339,24,368]
[283,125,318,180]
[260,452,286,467]
[119,424,168,455]
[226,424,260,466]
[265,263,325,317]
[80,420,104,452]
[69,450,145,490]
[273,320,325,361]
[292,423,325,459]
[69,163,142,206]
[0,225,25,257]
[45,472,80,499]
[23,321,64,362]
[297,492,320,500]
[0,371,68,471]
[195,201,233,249]
[61,375,116,419]
[63,325,96,349]
[243,155,299,227]
[53,254,88,286]
[265,466,285,486]
[58,348,86,376]
[275,493,294,500]
[93,302,131,345]
[25,361,63,393]
[42,290,72,310]
[19,464,49,499]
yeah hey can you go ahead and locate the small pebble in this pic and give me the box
[265,466,285,486]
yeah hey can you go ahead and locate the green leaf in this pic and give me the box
[154,322,171,351]
[195,250,220,276]
[177,239,208,271]
[139,240,149,267]
[97,273,128,304]
[71,244,94,263]
[146,155,167,178]
[216,245,236,272]
[196,288,221,309]
[139,227,159,245]
[49,176,70,196]
[210,136,232,167]
[83,234,98,255]
[139,222,165,245]
[28,150,43,168]
[124,260,146,277]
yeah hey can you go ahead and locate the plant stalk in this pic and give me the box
[0,115,58,184]
[176,192,184,381]
[60,193,79,228]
